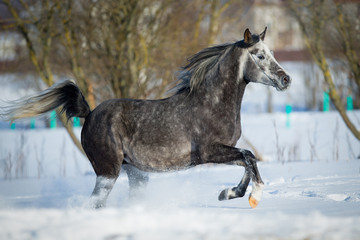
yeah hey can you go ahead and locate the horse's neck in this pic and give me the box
[198,48,247,112]
[188,54,247,141]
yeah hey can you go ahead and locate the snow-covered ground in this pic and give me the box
[0,160,360,240]
[0,111,359,239]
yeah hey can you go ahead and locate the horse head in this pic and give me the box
[239,27,291,91]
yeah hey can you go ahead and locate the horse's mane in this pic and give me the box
[174,34,261,94]
[175,43,234,93]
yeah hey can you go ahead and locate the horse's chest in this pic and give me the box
[198,110,241,146]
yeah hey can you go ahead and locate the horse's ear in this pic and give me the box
[260,27,267,41]
[244,28,252,43]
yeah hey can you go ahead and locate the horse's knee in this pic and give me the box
[241,149,256,160]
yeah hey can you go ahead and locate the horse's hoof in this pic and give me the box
[248,194,259,208]
[218,189,227,201]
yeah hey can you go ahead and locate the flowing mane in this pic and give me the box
[175,34,262,94]
[175,43,234,93]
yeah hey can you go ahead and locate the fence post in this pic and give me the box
[347,95,353,111]
[50,111,57,129]
[323,92,330,112]
[30,118,36,129]
[285,104,292,129]
[73,117,81,127]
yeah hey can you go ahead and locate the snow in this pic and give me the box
[0,160,359,239]
[0,111,360,239]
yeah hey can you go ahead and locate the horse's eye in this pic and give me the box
[257,54,265,60]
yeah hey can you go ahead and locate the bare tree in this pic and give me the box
[288,0,360,140]
[1,0,257,155]
[2,0,85,153]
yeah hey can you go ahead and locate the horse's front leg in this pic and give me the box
[206,145,264,208]
[218,166,250,200]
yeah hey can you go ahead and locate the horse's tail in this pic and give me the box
[0,80,91,122]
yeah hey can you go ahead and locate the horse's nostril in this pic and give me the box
[282,75,290,86]
[283,77,288,84]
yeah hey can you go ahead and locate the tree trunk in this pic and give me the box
[288,1,360,141]
[4,0,86,154]
[57,110,85,155]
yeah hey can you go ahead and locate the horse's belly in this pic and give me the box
[125,141,192,172]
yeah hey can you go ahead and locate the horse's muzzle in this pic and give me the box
[277,72,291,90]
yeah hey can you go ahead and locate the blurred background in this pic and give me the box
[0,0,358,110]
[0,0,359,176]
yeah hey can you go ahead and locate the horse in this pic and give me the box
[0,28,291,209]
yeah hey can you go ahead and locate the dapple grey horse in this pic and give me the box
[1,28,291,208]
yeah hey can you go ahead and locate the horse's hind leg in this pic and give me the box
[122,163,149,199]
[207,145,264,208]
[82,134,123,208]
[90,176,117,208]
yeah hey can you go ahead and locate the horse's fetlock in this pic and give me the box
[218,187,241,201]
